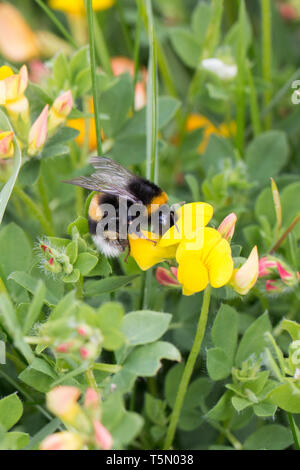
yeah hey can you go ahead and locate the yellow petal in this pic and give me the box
[206,238,234,288]
[128,231,177,271]
[177,252,209,294]
[159,202,213,247]
[0,65,13,81]
[49,0,115,15]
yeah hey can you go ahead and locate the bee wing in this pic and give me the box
[63,175,140,204]
[89,156,135,188]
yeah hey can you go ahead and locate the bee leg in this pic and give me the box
[124,246,131,264]
[140,232,157,245]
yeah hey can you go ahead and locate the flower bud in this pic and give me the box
[93,420,113,450]
[3,65,29,121]
[230,246,259,295]
[155,266,180,287]
[28,104,48,155]
[40,431,83,451]
[217,212,237,241]
[0,131,14,159]
[48,90,73,132]
[47,386,81,424]
[84,388,100,412]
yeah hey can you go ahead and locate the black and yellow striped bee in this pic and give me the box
[64,157,176,257]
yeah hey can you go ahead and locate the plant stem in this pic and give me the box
[86,0,103,156]
[34,0,78,48]
[92,362,122,373]
[235,0,246,155]
[85,367,98,390]
[133,0,142,112]
[163,286,212,450]
[261,0,272,129]
[269,213,300,253]
[247,64,262,137]
[287,412,300,450]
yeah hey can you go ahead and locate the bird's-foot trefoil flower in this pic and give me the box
[155,266,180,287]
[258,254,299,292]
[48,90,73,133]
[40,431,83,451]
[0,64,29,124]
[28,104,48,155]
[218,212,237,241]
[230,246,259,295]
[0,131,14,159]
[49,0,115,15]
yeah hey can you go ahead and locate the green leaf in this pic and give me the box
[0,224,31,280]
[157,96,180,129]
[235,312,271,366]
[23,280,46,335]
[19,358,58,393]
[8,272,59,306]
[0,394,23,431]
[269,383,300,413]
[281,319,300,341]
[70,46,90,79]
[244,424,293,450]
[169,28,201,68]
[0,432,29,450]
[191,2,211,43]
[122,310,172,345]
[124,341,181,377]
[97,302,125,351]
[74,252,98,275]
[53,52,70,89]
[112,134,146,165]
[25,418,60,450]
[145,393,167,426]
[0,111,22,225]
[207,347,232,381]
[245,131,289,185]
[84,275,139,297]
[231,396,252,412]
[100,75,133,137]
[253,401,277,417]
[205,391,233,422]
[211,304,238,362]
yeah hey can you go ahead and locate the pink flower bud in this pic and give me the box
[28,104,48,155]
[276,262,293,282]
[0,131,14,159]
[48,90,73,132]
[47,386,81,423]
[40,431,83,451]
[230,246,259,295]
[84,388,100,410]
[93,420,113,450]
[258,256,277,277]
[80,347,90,359]
[279,3,299,21]
[266,280,280,292]
[56,341,73,353]
[155,267,181,287]
[217,212,237,241]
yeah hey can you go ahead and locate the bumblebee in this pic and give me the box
[64,157,176,257]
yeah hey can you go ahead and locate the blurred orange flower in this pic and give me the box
[186,114,236,154]
[0,3,39,63]
[68,97,98,151]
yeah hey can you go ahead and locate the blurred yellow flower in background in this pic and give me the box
[49,0,115,15]
[68,97,98,151]
[186,114,236,153]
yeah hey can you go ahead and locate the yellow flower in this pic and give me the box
[176,227,234,296]
[47,386,81,425]
[0,65,29,121]
[49,0,115,15]
[0,130,14,159]
[159,202,214,248]
[186,114,236,154]
[128,231,177,271]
